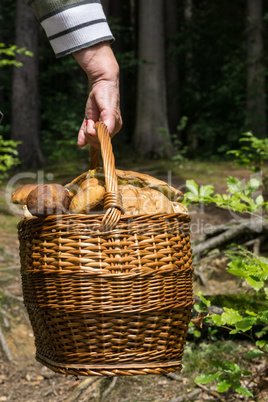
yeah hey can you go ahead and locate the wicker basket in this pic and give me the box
[18,122,194,376]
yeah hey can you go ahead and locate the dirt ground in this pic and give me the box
[0,163,266,401]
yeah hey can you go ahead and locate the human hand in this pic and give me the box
[73,42,122,149]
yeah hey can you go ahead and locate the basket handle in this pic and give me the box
[90,122,123,230]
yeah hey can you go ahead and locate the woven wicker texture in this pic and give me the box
[18,123,194,376]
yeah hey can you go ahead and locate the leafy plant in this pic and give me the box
[228,131,268,196]
[0,43,33,67]
[0,135,20,182]
[192,246,268,397]
[183,176,266,214]
[185,145,268,397]
[228,131,268,173]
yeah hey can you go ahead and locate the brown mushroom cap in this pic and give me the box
[69,178,105,214]
[172,201,189,214]
[118,184,140,215]
[11,184,38,205]
[26,184,71,217]
[138,188,175,214]
[119,184,175,215]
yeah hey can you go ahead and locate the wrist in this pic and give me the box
[72,41,119,85]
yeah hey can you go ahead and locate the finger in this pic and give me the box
[100,109,122,137]
[77,119,87,147]
[85,119,96,136]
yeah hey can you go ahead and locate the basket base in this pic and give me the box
[36,353,182,376]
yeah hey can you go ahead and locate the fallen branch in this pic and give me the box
[170,388,202,402]
[164,372,182,381]
[66,377,101,402]
[193,218,268,257]
[101,377,118,401]
[0,325,13,363]
[196,383,222,399]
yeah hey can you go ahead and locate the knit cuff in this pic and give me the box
[39,2,114,57]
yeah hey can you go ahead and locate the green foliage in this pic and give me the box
[0,135,20,182]
[226,248,268,292]
[192,247,268,397]
[228,131,268,172]
[184,176,266,214]
[187,139,268,397]
[0,43,33,67]
[195,359,253,396]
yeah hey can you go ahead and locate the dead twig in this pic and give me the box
[66,377,101,402]
[196,383,222,399]
[246,364,268,388]
[0,325,13,363]
[2,290,23,303]
[101,377,118,401]
[164,372,182,381]
[170,388,202,401]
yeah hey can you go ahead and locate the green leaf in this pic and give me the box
[199,184,214,198]
[241,370,252,376]
[222,308,243,325]
[246,276,264,291]
[245,178,261,196]
[185,180,199,196]
[256,340,268,349]
[227,176,243,194]
[233,383,253,397]
[194,302,207,313]
[235,318,254,332]
[227,267,247,278]
[211,314,225,326]
[196,292,211,306]
[217,380,232,393]
[255,194,264,205]
[229,329,239,334]
[194,329,201,337]
[195,373,219,384]
[245,349,264,359]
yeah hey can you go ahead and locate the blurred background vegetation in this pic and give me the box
[0,0,267,168]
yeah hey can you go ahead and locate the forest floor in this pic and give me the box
[0,160,267,401]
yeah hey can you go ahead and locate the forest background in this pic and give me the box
[1,0,267,168]
[0,1,268,400]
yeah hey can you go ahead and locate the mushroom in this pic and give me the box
[26,184,71,217]
[118,184,175,215]
[11,184,38,205]
[69,178,105,214]
[172,202,189,214]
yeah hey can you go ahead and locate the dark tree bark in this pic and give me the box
[184,0,198,150]
[11,0,44,167]
[165,0,180,135]
[101,0,110,18]
[246,0,266,138]
[134,0,172,157]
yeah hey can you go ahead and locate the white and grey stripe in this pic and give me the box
[38,0,101,23]
[41,3,106,37]
[33,1,114,57]
[51,24,113,57]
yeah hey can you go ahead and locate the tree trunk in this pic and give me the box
[246,0,266,138]
[165,0,180,136]
[11,0,44,168]
[101,0,110,18]
[184,0,197,150]
[134,0,172,157]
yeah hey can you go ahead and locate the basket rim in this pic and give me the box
[36,352,183,370]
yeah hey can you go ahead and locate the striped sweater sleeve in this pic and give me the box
[26,0,114,58]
